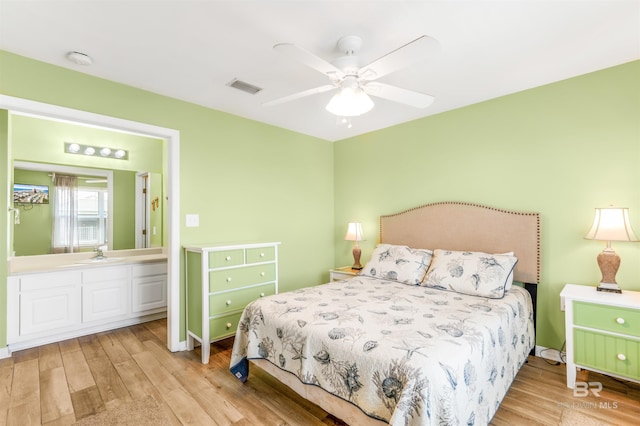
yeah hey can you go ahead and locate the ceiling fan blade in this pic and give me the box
[263,84,336,107]
[359,35,440,81]
[274,43,345,80]
[364,82,434,108]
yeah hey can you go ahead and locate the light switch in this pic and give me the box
[186,214,199,227]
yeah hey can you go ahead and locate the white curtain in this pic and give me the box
[52,174,79,253]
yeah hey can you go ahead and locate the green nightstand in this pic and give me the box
[560,283,640,388]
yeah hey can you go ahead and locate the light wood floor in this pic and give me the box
[1,319,638,425]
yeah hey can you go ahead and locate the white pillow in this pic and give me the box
[422,249,518,298]
[360,244,433,285]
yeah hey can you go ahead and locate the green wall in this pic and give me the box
[0,50,335,349]
[11,114,163,173]
[12,169,53,256]
[334,60,640,351]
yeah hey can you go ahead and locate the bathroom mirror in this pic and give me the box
[10,113,164,256]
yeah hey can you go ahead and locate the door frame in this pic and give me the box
[1,95,183,352]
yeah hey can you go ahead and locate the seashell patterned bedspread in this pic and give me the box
[230,276,534,425]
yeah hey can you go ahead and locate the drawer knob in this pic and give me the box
[260,272,265,277]
[260,252,265,257]
[617,353,626,361]
[226,322,232,329]
[225,256,232,261]
[226,277,232,282]
[260,292,265,297]
[616,317,625,325]
[226,300,232,306]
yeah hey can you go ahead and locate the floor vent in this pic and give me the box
[226,79,263,95]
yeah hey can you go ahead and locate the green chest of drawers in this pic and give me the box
[185,242,280,363]
[561,284,640,389]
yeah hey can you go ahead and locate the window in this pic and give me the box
[77,188,108,246]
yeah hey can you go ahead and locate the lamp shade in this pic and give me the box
[326,88,374,117]
[344,222,364,242]
[585,207,639,242]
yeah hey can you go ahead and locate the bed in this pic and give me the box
[230,202,540,425]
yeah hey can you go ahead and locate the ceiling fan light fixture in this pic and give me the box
[325,87,374,117]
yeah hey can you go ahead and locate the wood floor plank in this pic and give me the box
[60,349,95,393]
[39,366,74,424]
[37,344,63,372]
[163,386,216,425]
[97,331,133,365]
[83,355,132,410]
[112,359,157,400]
[112,327,147,355]
[70,385,105,421]
[131,350,182,395]
[172,361,244,425]
[7,358,40,425]
[57,338,81,354]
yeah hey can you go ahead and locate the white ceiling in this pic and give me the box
[1,1,638,142]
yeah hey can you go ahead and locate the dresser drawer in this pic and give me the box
[209,264,276,292]
[574,301,640,337]
[246,246,275,264]
[209,312,243,340]
[574,329,640,381]
[209,283,275,315]
[209,249,244,268]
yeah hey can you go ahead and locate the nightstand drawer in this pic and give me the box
[574,301,640,337]
[209,283,275,315]
[209,264,276,291]
[574,329,640,381]
[209,249,245,268]
[246,246,275,263]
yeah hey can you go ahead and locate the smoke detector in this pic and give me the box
[66,51,93,66]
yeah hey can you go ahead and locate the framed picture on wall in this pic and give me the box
[13,183,49,204]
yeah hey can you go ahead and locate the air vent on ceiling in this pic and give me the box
[226,79,263,95]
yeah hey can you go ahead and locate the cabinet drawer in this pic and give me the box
[209,264,275,292]
[574,329,640,381]
[133,262,167,278]
[209,312,243,341]
[209,283,275,315]
[209,249,244,268]
[574,301,640,337]
[82,266,129,284]
[246,246,275,264]
[20,270,81,291]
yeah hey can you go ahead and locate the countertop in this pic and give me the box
[8,248,167,274]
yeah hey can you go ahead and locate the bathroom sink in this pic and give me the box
[75,257,124,264]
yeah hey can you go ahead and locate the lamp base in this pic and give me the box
[596,248,621,286]
[596,282,622,294]
[351,245,363,270]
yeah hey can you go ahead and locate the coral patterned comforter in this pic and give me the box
[230,276,534,425]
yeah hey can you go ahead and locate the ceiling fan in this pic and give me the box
[263,35,440,117]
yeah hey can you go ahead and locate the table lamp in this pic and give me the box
[584,207,639,293]
[345,222,364,270]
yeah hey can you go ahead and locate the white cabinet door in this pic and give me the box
[20,285,81,336]
[82,279,130,323]
[132,275,167,312]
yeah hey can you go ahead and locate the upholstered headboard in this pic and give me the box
[380,201,541,284]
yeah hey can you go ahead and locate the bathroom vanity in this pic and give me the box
[6,248,167,352]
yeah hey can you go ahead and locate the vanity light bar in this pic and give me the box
[65,142,128,160]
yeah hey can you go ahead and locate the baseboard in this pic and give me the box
[535,344,565,363]
[0,347,10,359]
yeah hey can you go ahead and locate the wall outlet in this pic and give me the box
[185,214,199,227]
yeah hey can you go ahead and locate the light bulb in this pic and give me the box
[84,146,95,155]
[100,147,112,157]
